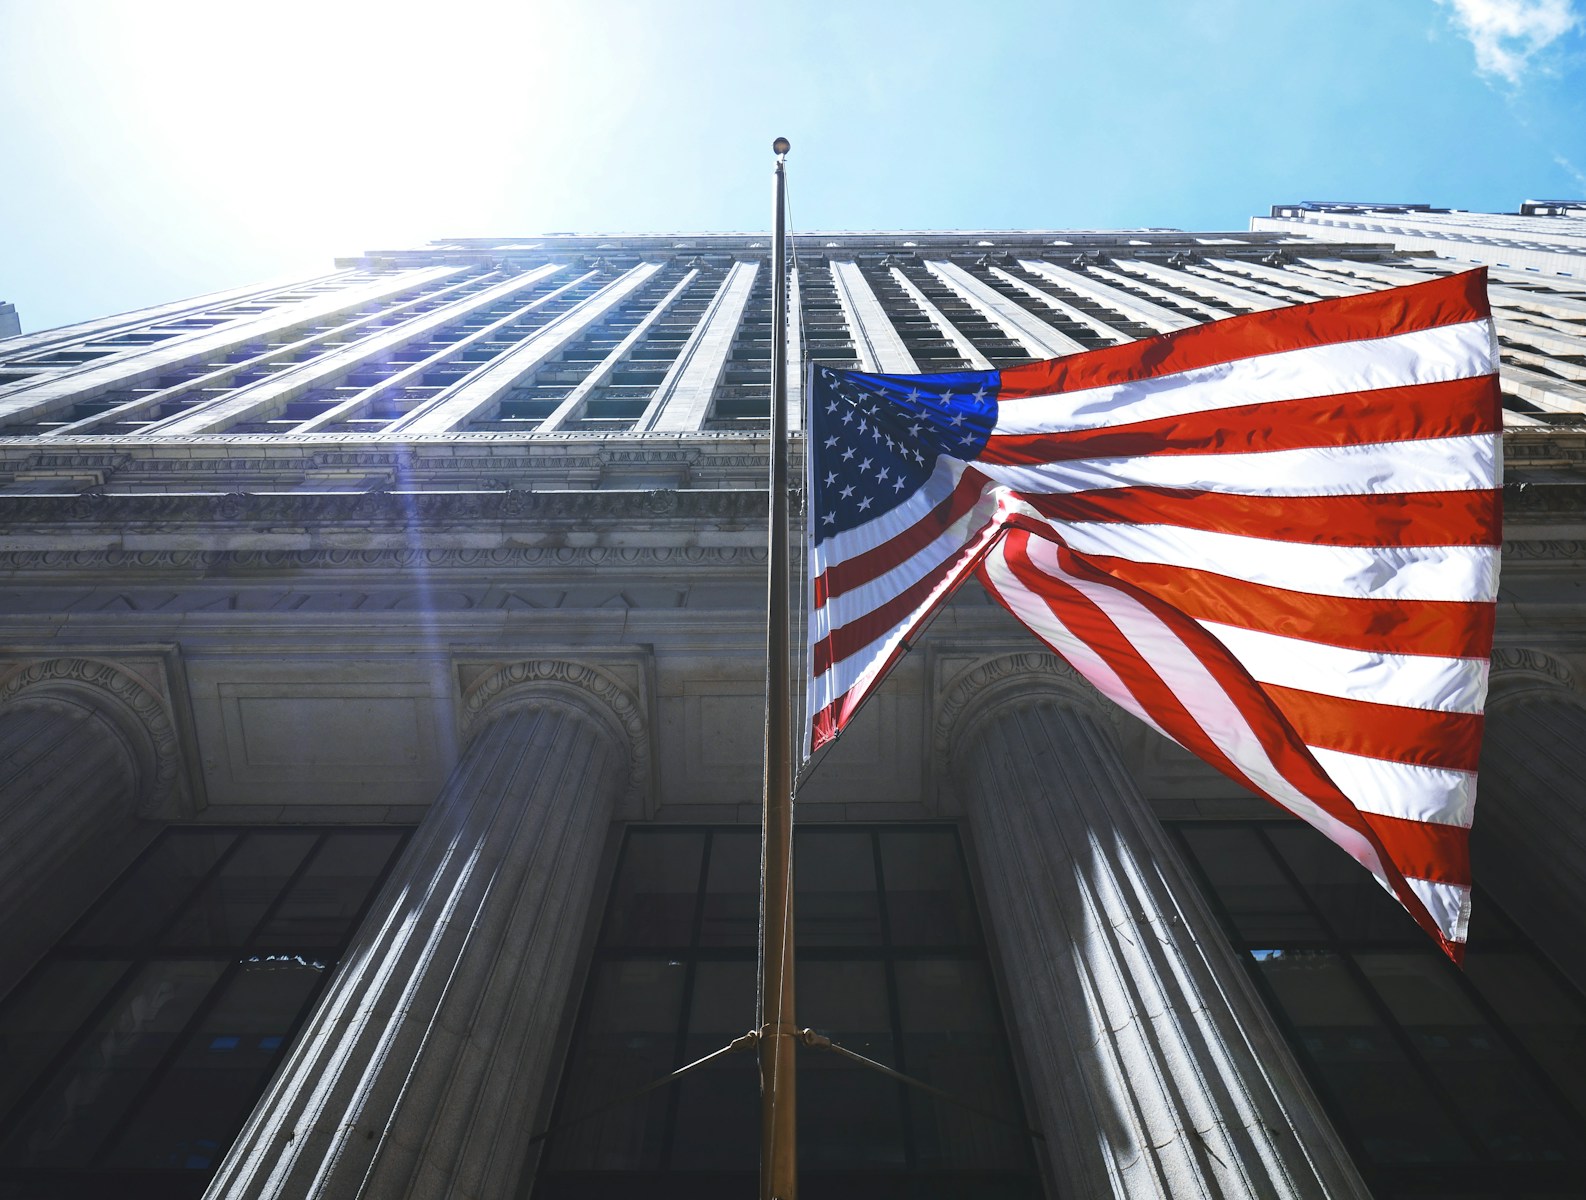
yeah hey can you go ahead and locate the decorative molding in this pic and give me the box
[0,655,191,817]
[0,545,768,574]
[932,649,1113,780]
[0,440,770,477]
[458,657,651,810]
[0,429,769,451]
[5,539,1586,576]
[1502,481,1586,512]
[1487,646,1582,710]
[1502,539,1586,561]
[0,487,768,526]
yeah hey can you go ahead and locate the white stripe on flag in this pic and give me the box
[1307,745,1477,828]
[811,458,969,571]
[977,536,1177,744]
[977,434,1499,499]
[821,533,990,634]
[1057,521,1499,603]
[994,534,1389,877]
[1404,877,1471,942]
[993,319,1496,434]
[1199,621,1490,714]
[818,493,1001,620]
[814,611,918,702]
[813,519,1004,709]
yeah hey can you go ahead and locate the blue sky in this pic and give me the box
[2,0,1584,333]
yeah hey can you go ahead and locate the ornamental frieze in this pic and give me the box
[1503,481,1586,512]
[1501,539,1586,560]
[0,544,769,573]
[0,486,770,525]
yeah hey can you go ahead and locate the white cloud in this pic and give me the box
[1554,154,1586,191]
[1438,0,1580,83]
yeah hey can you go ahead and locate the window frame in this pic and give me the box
[1168,817,1586,1199]
[535,822,1041,1198]
[0,824,412,1198]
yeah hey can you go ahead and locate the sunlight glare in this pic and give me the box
[91,0,603,263]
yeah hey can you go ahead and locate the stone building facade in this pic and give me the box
[1,220,1585,1199]
[1255,198,1586,280]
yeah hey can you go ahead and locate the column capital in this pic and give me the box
[933,649,1114,780]
[0,654,191,817]
[459,656,651,809]
[1487,646,1582,711]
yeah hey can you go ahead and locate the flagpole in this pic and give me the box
[758,134,798,1200]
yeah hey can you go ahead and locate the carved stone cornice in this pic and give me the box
[0,487,767,527]
[0,534,1564,575]
[1502,539,1586,561]
[1502,480,1586,512]
[0,655,190,817]
[0,433,771,472]
[459,657,650,810]
[1487,646,1582,712]
[0,544,769,575]
[933,650,1114,780]
[3,538,1583,589]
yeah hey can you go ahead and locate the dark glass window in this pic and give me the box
[1172,819,1586,1200]
[0,825,409,1199]
[538,825,1039,1199]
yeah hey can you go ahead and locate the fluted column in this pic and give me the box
[206,701,628,1200]
[1475,667,1586,987]
[956,698,1369,1199]
[0,698,150,996]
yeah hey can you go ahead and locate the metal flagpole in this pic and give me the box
[758,134,797,1200]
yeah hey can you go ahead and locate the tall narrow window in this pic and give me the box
[1170,819,1586,1200]
[539,824,1039,1198]
[0,825,410,1199]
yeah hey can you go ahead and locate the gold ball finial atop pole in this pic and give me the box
[773,137,791,156]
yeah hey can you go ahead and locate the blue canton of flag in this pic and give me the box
[809,367,997,544]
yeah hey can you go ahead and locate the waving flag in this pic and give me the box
[806,268,1501,959]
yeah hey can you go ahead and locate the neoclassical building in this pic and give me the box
[1,215,1585,1199]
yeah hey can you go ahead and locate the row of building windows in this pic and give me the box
[32,251,1581,439]
[2,818,1584,1197]
[0,827,409,1199]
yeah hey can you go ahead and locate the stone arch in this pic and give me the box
[459,658,650,810]
[1486,646,1581,712]
[0,656,186,817]
[933,649,1114,784]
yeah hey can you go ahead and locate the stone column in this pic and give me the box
[0,659,176,997]
[949,677,1369,1198]
[205,695,632,1200]
[1473,651,1586,987]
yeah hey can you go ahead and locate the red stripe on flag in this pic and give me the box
[1262,684,1486,772]
[998,529,1358,832]
[1359,812,1471,886]
[814,564,948,676]
[994,520,1450,952]
[814,468,990,607]
[996,270,1490,400]
[811,516,1006,750]
[1023,487,1501,548]
[1072,554,1496,659]
[811,695,843,751]
[993,530,1304,810]
[980,375,1501,466]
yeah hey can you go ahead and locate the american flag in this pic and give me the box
[806,269,1501,959]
